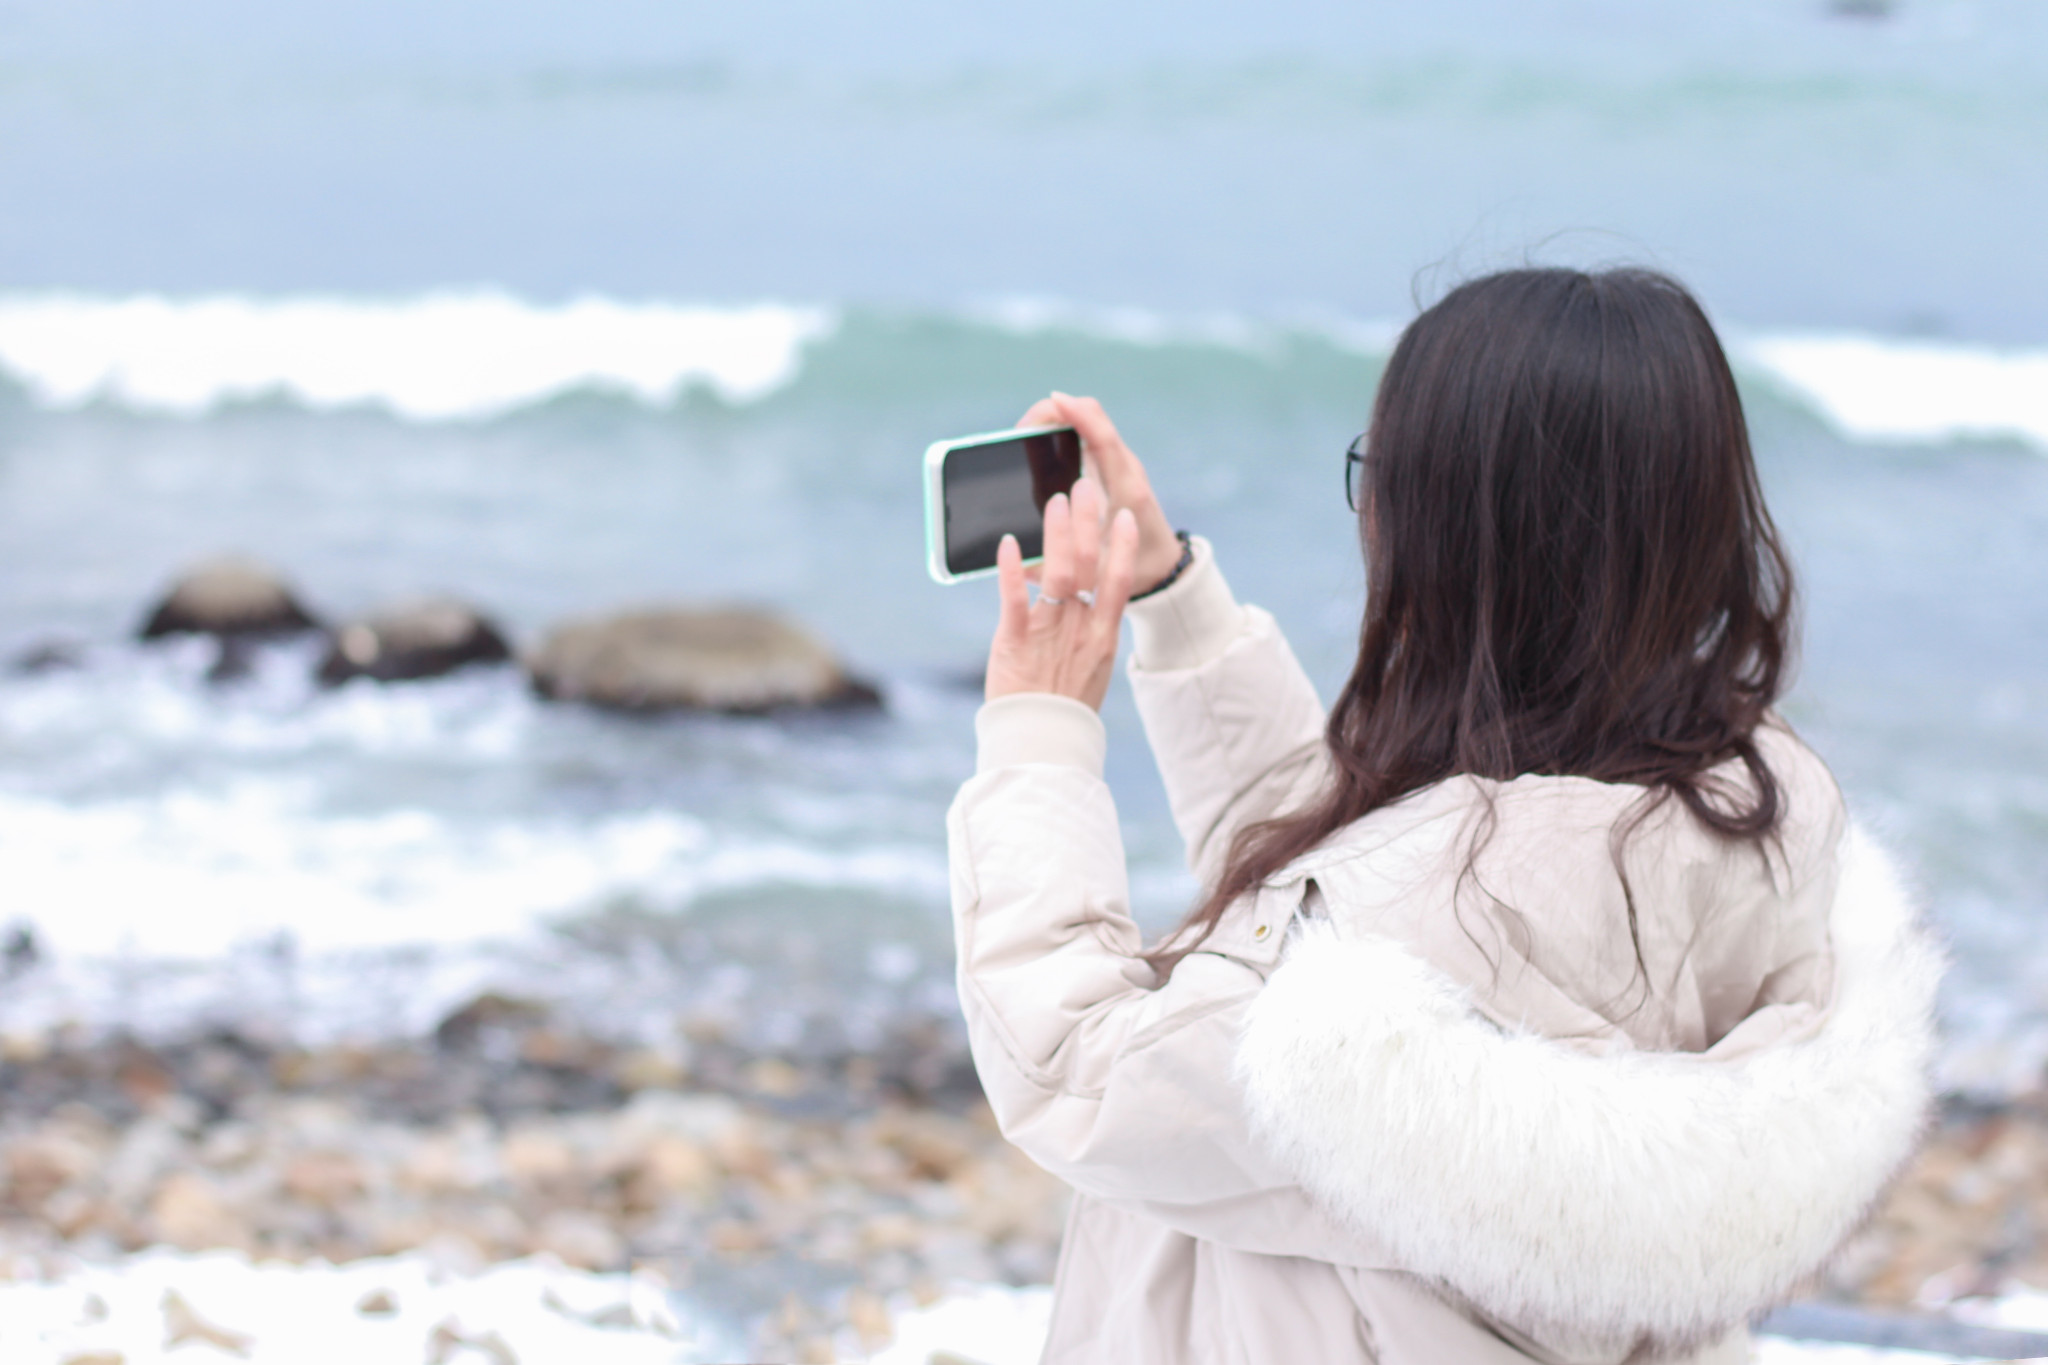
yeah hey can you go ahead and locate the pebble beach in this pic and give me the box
[6,1006,2048,1362]
[0,1007,1065,1361]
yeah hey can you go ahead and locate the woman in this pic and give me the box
[946,268,1942,1364]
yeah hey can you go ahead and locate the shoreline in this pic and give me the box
[0,1011,1053,1361]
[3,1010,2046,1357]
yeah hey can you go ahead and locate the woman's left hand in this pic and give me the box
[985,476,1140,710]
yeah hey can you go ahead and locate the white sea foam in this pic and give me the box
[0,778,957,1045]
[1737,333,2048,452]
[2,291,2040,452]
[0,1255,1991,1365]
[0,642,960,1041]
[976,294,1404,357]
[982,299,2048,453]
[870,1284,1055,1365]
[0,1249,1050,1365]
[0,292,838,419]
[0,1249,704,1365]
[0,782,947,959]
[977,295,1285,353]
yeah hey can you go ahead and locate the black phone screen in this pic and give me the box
[942,428,1083,576]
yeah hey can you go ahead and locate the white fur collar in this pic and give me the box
[1234,826,1942,1357]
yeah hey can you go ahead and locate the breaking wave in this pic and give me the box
[0,291,2042,453]
[0,292,838,420]
[1737,333,2048,452]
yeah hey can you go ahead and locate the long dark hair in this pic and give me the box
[1149,267,1795,976]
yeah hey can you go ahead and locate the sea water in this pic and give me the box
[0,0,2042,1094]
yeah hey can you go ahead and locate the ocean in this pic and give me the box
[0,0,2042,1094]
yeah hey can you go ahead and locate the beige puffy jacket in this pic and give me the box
[946,539,1941,1365]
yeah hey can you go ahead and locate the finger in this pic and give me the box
[1016,397,1063,430]
[995,534,1030,641]
[1052,392,1140,490]
[1096,508,1141,621]
[1039,491,1077,603]
[1069,476,1105,595]
[1053,391,1180,586]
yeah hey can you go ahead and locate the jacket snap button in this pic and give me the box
[1253,924,1270,941]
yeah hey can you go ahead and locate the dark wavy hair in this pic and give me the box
[1148,267,1795,977]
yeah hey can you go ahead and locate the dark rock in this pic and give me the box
[1,923,37,978]
[820,675,887,712]
[206,637,259,685]
[316,598,513,686]
[870,1019,982,1105]
[528,608,883,715]
[433,992,551,1054]
[139,558,321,640]
[9,639,84,675]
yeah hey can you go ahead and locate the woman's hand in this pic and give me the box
[985,477,1140,710]
[1016,393,1181,594]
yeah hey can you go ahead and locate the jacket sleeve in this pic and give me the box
[1124,538,1330,887]
[947,693,1382,1264]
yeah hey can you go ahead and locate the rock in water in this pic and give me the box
[528,608,882,714]
[139,558,321,639]
[433,991,550,1052]
[316,599,513,686]
[8,639,84,675]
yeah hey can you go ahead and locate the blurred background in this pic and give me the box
[0,0,2045,1354]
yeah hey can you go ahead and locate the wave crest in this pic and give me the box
[0,292,838,420]
[1737,334,2048,452]
[1,291,2044,452]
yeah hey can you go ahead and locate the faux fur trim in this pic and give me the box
[1235,827,1942,1356]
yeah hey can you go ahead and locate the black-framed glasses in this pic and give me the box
[1344,433,1368,513]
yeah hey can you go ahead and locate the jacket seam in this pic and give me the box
[958,969,1099,1097]
[1193,737,1327,872]
[950,808,1060,1097]
[1118,972,1254,1056]
[1185,644,1305,874]
[954,789,1148,1102]
[962,960,1257,1103]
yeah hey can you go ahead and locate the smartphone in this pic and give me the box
[924,424,1084,584]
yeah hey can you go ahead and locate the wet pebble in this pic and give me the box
[18,1027,2042,1354]
[0,1029,1061,1356]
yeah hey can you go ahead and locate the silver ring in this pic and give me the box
[1075,589,1097,608]
[1037,594,1065,607]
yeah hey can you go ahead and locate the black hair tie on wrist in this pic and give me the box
[1129,530,1194,602]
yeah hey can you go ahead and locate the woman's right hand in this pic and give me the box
[1017,392,1183,596]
